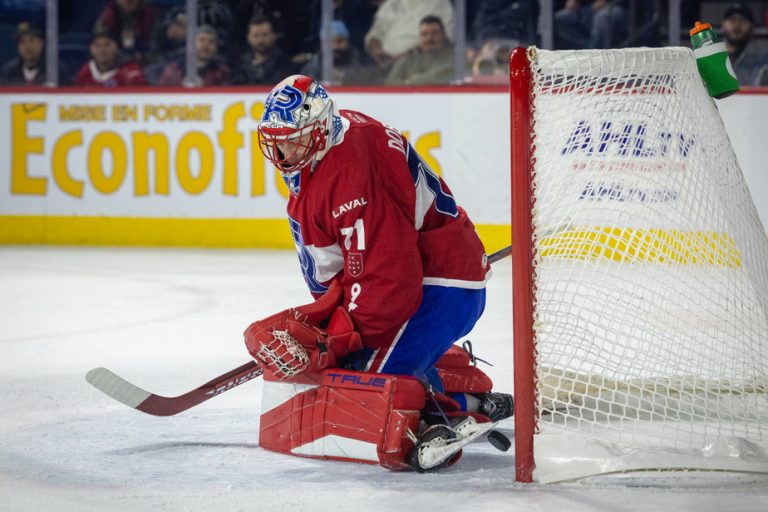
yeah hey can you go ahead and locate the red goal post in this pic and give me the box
[509,47,536,483]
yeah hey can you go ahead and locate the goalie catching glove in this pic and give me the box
[243,282,363,380]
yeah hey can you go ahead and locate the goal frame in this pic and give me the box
[508,45,768,485]
[509,46,536,483]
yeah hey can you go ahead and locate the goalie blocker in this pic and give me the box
[257,345,498,469]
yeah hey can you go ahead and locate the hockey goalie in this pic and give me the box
[244,75,514,472]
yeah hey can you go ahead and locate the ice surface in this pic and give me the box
[1,247,767,511]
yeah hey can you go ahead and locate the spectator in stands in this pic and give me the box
[96,0,158,63]
[197,0,236,63]
[145,7,187,84]
[470,38,517,83]
[1,22,69,86]
[232,17,294,85]
[589,0,628,49]
[301,19,376,85]
[232,0,319,68]
[334,0,382,53]
[149,6,187,62]
[722,3,768,86]
[74,25,147,87]
[757,65,768,87]
[554,0,592,50]
[158,25,230,86]
[471,0,539,48]
[365,0,453,69]
[386,15,453,85]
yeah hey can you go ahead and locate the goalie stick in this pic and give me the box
[85,244,513,416]
[487,244,511,265]
[86,361,262,416]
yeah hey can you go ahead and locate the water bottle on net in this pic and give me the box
[689,21,740,99]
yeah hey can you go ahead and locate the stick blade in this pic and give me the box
[86,367,152,410]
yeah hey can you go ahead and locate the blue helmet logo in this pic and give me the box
[262,84,303,125]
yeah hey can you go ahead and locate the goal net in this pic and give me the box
[510,47,768,483]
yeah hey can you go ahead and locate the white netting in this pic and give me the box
[526,47,768,482]
[256,329,310,379]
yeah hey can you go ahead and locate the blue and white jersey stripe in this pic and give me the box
[289,216,343,293]
[405,142,458,230]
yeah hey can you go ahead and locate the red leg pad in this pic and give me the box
[437,366,493,394]
[435,344,472,368]
[435,345,493,394]
[259,369,426,470]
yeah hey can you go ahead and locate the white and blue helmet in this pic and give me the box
[258,75,338,173]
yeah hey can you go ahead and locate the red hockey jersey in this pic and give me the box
[74,60,148,87]
[286,110,490,349]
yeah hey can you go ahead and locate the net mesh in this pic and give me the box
[527,47,768,473]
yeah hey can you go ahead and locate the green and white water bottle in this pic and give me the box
[690,21,740,99]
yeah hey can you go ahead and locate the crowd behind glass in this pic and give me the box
[1,0,767,88]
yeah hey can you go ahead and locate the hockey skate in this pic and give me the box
[477,392,514,422]
[406,416,510,472]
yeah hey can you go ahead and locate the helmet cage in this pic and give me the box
[258,75,336,173]
[258,120,327,173]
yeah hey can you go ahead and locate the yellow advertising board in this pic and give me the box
[1,89,766,249]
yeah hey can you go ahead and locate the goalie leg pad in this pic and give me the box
[435,344,493,395]
[259,369,426,470]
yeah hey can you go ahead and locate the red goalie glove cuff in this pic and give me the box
[326,306,363,358]
[293,280,343,324]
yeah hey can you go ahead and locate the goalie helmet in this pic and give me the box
[258,75,338,173]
